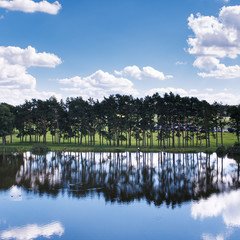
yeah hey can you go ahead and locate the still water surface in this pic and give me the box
[0,151,240,240]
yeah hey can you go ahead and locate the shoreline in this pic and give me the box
[0,143,218,154]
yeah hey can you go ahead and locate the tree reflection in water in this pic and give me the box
[0,152,239,208]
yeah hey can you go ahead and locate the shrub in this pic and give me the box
[30,145,49,155]
[216,146,227,158]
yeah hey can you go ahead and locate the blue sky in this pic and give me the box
[0,0,240,105]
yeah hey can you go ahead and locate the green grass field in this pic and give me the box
[0,131,238,153]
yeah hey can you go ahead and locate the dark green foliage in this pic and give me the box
[227,143,240,154]
[216,146,227,157]
[0,104,15,146]
[30,145,50,155]
[228,105,240,142]
[1,92,240,151]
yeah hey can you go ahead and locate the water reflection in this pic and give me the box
[9,186,22,201]
[0,222,64,240]
[0,153,23,190]
[202,231,233,240]
[192,188,240,240]
[0,152,239,208]
[192,189,240,227]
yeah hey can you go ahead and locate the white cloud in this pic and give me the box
[146,87,240,105]
[194,92,240,105]
[176,61,187,65]
[114,65,142,79]
[188,5,240,79]
[0,46,61,68]
[146,87,187,96]
[193,57,220,71]
[0,0,61,15]
[0,222,64,240]
[202,233,227,240]
[59,70,138,100]
[0,45,61,90]
[0,88,62,105]
[191,189,240,227]
[114,65,173,80]
[0,58,36,89]
[190,89,198,93]
[58,83,240,105]
[9,185,22,201]
[205,88,213,92]
[143,66,173,80]
[198,63,240,79]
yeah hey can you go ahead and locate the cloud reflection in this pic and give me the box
[0,222,64,240]
[202,233,225,240]
[201,228,233,240]
[191,189,240,227]
[9,186,22,201]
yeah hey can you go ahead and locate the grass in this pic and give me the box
[0,131,238,153]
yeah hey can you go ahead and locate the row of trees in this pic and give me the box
[0,92,240,147]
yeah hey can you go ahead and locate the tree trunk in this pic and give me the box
[216,126,218,147]
[205,130,208,147]
[129,128,131,147]
[172,118,175,148]
[2,136,6,146]
[28,119,32,143]
[221,128,223,146]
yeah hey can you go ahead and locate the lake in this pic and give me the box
[0,151,240,240]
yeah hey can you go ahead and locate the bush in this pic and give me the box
[30,145,49,155]
[216,146,227,158]
[227,144,240,155]
[234,142,240,147]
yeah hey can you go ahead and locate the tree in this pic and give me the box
[0,104,14,146]
[229,105,240,143]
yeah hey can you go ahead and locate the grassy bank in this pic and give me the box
[0,132,237,154]
[0,142,218,154]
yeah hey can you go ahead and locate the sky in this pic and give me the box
[0,0,240,105]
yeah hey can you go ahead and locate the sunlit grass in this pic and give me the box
[0,131,238,153]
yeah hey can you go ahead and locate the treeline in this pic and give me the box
[0,92,240,147]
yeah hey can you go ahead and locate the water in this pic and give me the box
[0,151,240,240]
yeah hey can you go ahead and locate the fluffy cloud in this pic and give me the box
[146,87,240,105]
[193,57,220,71]
[198,63,240,79]
[188,5,240,79]
[0,46,61,68]
[0,45,62,105]
[0,45,61,89]
[146,87,187,96]
[114,65,173,80]
[191,189,240,227]
[0,222,64,240]
[59,70,138,100]
[0,0,61,14]
[0,88,62,105]
[59,70,240,105]
[202,233,228,240]
[191,189,240,240]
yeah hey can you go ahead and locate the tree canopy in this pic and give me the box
[0,93,238,148]
[0,103,15,146]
